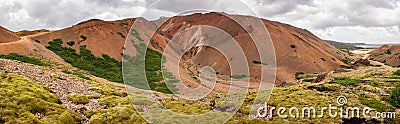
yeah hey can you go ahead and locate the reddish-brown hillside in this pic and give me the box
[369,45,400,67]
[149,12,346,86]
[0,26,20,43]
[15,29,50,37]
[0,12,347,87]
[30,19,138,60]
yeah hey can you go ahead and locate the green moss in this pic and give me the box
[0,72,80,123]
[89,81,127,97]
[86,105,146,124]
[86,94,146,123]
[0,53,49,66]
[67,93,90,104]
[99,96,131,107]
[161,98,212,115]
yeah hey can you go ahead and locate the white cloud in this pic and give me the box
[0,0,398,43]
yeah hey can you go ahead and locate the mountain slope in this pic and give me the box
[0,26,20,43]
[369,45,400,67]
[149,12,347,86]
[30,19,138,60]
[0,12,347,88]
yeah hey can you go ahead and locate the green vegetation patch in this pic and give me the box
[62,70,91,80]
[89,81,127,97]
[67,41,75,47]
[393,69,400,76]
[0,72,80,123]
[123,41,178,94]
[390,88,400,108]
[0,53,49,66]
[161,98,212,115]
[67,93,90,104]
[120,21,129,26]
[85,105,146,124]
[117,32,125,38]
[359,98,392,112]
[333,77,359,86]
[78,35,87,44]
[231,74,249,79]
[295,72,304,79]
[84,90,146,123]
[46,38,123,83]
[252,60,268,65]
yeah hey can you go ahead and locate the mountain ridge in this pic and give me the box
[0,12,348,87]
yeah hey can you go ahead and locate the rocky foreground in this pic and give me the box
[0,59,104,123]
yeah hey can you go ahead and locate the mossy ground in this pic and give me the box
[67,93,90,104]
[0,72,80,123]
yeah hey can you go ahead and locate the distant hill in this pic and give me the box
[0,26,20,43]
[324,40,362,50]
[369,45,400,67]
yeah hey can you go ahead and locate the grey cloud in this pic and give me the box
[251,0,314,17]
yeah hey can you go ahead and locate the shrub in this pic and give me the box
[386,49,392,54]
[295,72,304,79]
[393,70,400,76]
[78,35,87,44]
[46,38,123,83]
[303,79,314,82]
[231,74,248,79]
[295,72,304,77]
[333,77,358,86]
[67,93,90,104]
[80,35,87,41]
[123,42,177,94]
[252,60,268,65]
[117,32,125,38]
[34,39,41,43]
[67,41,75,46]
[0,53,48,66]
[389,88,400,108]
[120,21,129,26]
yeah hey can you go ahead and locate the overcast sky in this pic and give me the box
[1,0,399,44]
